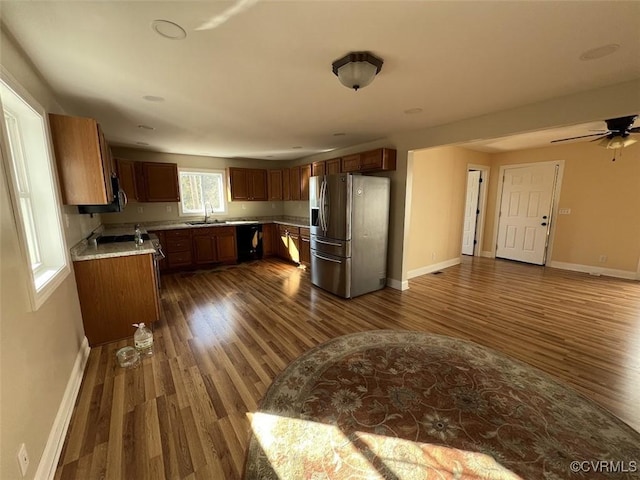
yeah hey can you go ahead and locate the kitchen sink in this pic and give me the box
[186,221,208,225]
[225,220,258,225]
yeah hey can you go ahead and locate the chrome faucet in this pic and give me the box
[204,202,211,223]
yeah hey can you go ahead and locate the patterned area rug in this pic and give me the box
[244,331,640,479]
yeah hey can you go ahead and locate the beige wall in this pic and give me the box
[1,30,94,479]
[484,141,640,273]
[103,148,286,225]
[407,146,491,274]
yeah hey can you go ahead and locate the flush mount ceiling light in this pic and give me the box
[332,52,383,91]
[152,20,187,40]
[598,136,637,149]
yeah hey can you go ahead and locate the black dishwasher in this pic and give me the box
[236,224,263,262]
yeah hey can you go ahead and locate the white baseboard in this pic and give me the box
[547,261,638,280]
[387,278,409,291]
[408,258,461,279]
[35,336,90,480]
[480,251,494,258]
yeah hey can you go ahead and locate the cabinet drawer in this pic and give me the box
[192,227,217,236]
[300,227,310,239]
[165,229,191,239]
[165,239,191,252]
[215,226,236,236]
[167,250,192,267]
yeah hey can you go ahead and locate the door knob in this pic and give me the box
[542,215,548,219]
[541,222,548,226]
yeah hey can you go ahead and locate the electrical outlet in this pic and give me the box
[137,206,144,213]
[166,206,172,213]
[431,252,436,261]
[64,214,70,228]
[272,203,276,209]
[559,208,571,215]
[242,203,246,210]
[598,255,607,263]
[17,443,29,477]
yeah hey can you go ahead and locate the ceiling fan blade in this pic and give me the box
[551,133,607,143]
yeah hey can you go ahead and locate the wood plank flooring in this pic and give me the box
[55,257,640,479]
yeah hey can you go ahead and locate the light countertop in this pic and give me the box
[71,239,156,262]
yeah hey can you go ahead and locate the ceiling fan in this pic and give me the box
[551,115,640,149]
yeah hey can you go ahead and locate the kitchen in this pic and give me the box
[2,2,639,479]
[52,112,397,346]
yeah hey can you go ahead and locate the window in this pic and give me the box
[178,168,227,216]
[0,72,70,310]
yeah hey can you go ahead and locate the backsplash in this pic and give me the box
[101,200,285,225]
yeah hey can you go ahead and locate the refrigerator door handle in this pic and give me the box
[320,178,327,232]
[313,252,343,264]
[316,239,342,247]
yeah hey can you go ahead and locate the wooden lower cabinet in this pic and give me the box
[300,227,310,266]
[262,223,277,257]
[215,227,238,262]
[153,226,237,270]
[163,229,193,269]
[73,254,160,346]
[277,224,300,264]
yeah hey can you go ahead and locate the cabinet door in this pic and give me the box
[228,168,249,200]
[288,228,300,264]
[300,164,311,201]
[283,169,291,201]
[360,148,397,172]
[277,225,290,260]
[312,161,326,177]
[290,166,301,201]
[262,223,276,256]
[250,169,268,201]
[49,113,111,205]
[144,163,180,202]
[341,154,361,173]
[116,158,138,202]
[216,228,237,262]
[326,158,341,175]
[300,227,311,265]
[193,235,217,264]
[268,170,283,201]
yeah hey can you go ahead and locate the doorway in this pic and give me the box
[461,165,489,256]
[494,162,563,265]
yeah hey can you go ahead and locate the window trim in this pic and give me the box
[0,66,70,311]
[177,167,228,217]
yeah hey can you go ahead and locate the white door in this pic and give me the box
[461,170,481,255]
[496,164,557,265]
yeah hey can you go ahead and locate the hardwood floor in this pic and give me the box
[55,257,640,479]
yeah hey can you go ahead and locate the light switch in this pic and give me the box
[559,208,571,215]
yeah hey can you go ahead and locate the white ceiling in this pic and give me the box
[1,1,640,160]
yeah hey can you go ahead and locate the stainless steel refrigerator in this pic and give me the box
[309,173,390,298]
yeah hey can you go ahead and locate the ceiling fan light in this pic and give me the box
[332,52,383,91]
[599,136,637,149]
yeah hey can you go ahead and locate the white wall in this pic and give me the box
[1,29,95,480]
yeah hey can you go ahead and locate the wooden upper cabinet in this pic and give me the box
[312,161,326,177]
[116,158,138,202]
[290,166,301,201]
[341,148,396,173]
[326,158,341,174]
[282,168,291,201]
[300,164,311,201]
[228,167,267,201]
[249,169,268,201]
[49,113,114,205]
[268,169,284,201]
[138,162,180,202]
